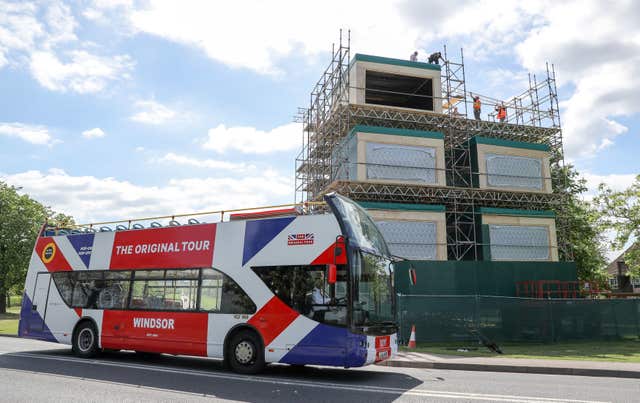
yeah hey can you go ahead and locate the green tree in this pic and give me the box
[552,165,607,284]
[0,182,47,313]
[48,212,76,228]
[594,175,640,278]
[0,181,75,313]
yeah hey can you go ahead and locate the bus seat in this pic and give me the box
[188,218,200,225]
[116,225,128,231]
[169,220,181,226]
[100,226,112,232]
[132,223,144,229]
[150,222,162,228]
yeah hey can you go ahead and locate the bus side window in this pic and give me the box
[72,271,104,308]
[99,271,131,309]
[52,272,75,306]
[200,268,256,314]
[200,269,223,312]
[251,265,348,325]
[129,269,198,311]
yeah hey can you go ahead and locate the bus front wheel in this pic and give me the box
[72,321,99,358]
[227,330,265,374]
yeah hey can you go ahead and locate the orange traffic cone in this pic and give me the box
[407,325,417,348]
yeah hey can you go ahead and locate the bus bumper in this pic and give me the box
[365,333,397,365]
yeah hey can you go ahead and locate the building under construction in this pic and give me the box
[295,32,572,271]
[290,34,632,344]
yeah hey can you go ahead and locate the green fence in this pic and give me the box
[397,295,640,343]
[395,261,578,297]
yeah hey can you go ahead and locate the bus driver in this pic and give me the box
[310,275,330,320]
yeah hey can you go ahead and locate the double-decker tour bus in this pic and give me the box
[19,193,397,373]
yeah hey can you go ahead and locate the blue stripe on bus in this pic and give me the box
[68,233,95,268]
[280,324,367,367]
[18,292,57,342]
[242,217,295,266]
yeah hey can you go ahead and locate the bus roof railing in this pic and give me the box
[43,201,327,236]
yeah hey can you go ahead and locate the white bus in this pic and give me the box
[19,193,397,373]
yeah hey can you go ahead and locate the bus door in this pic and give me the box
[29,272,52,332]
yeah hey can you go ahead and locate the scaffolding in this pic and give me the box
[294,36,569,261]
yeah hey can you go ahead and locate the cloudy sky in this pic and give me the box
[1,0,639,225]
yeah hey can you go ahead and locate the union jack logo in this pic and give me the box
[287,233,314,245]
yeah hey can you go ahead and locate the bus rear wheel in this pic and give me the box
[227,330,265,374]
[72,321,99,358]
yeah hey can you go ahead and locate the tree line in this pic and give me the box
[1,170,639,314]
[0,181,74,314]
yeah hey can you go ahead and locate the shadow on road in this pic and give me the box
[0,347,426,402]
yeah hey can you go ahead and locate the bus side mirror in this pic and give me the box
[327,264,337,284]
[334,235,345,259]
[409,267,417,286]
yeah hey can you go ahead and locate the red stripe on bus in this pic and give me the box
[310,243,347,265]
[230,208,298,220]
[101,310,208,356]
[247,296,298,346]
[109,224,217,270]
[35,237,72,272]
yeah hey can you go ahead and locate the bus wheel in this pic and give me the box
[227,330,265,374]
[72,321,99,358]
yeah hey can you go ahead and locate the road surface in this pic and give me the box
[0,337,637,402]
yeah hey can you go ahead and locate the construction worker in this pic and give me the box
[428,51,443,65]
[470,92,481,120]
[410,51,418,62]
[495,102,507,122]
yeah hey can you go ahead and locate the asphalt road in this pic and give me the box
[0,337,638,402]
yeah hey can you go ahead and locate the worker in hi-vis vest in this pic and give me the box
[470,92,481,120]
[495,102,507,122]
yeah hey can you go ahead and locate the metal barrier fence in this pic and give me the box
[397,294,640,343]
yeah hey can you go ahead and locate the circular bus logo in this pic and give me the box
[42,242,56,263]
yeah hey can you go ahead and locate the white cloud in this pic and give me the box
[0,2,43,66]
[29,49,134,93]
[43,2,77,47]
[153,152,253,171]
[0,1,134,93]
[514,0,640,160]
[582,172,637,197]
[119,1,548,75]
[0,122,53,145]
[1,168,293,223]
[81,127,106,139]
[82,0,134,23]
[203,122,300,154]
[130,100,177,125]
[124,0,439,75]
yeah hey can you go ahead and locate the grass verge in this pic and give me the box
[401,339,640,363]
[0,306,20,336]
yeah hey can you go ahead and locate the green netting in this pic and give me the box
[397,295,640,343]
[395,260,578,297]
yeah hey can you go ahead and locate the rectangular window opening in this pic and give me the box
[365,70,433,111]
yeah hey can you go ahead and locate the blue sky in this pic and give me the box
[1,0,639,227]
